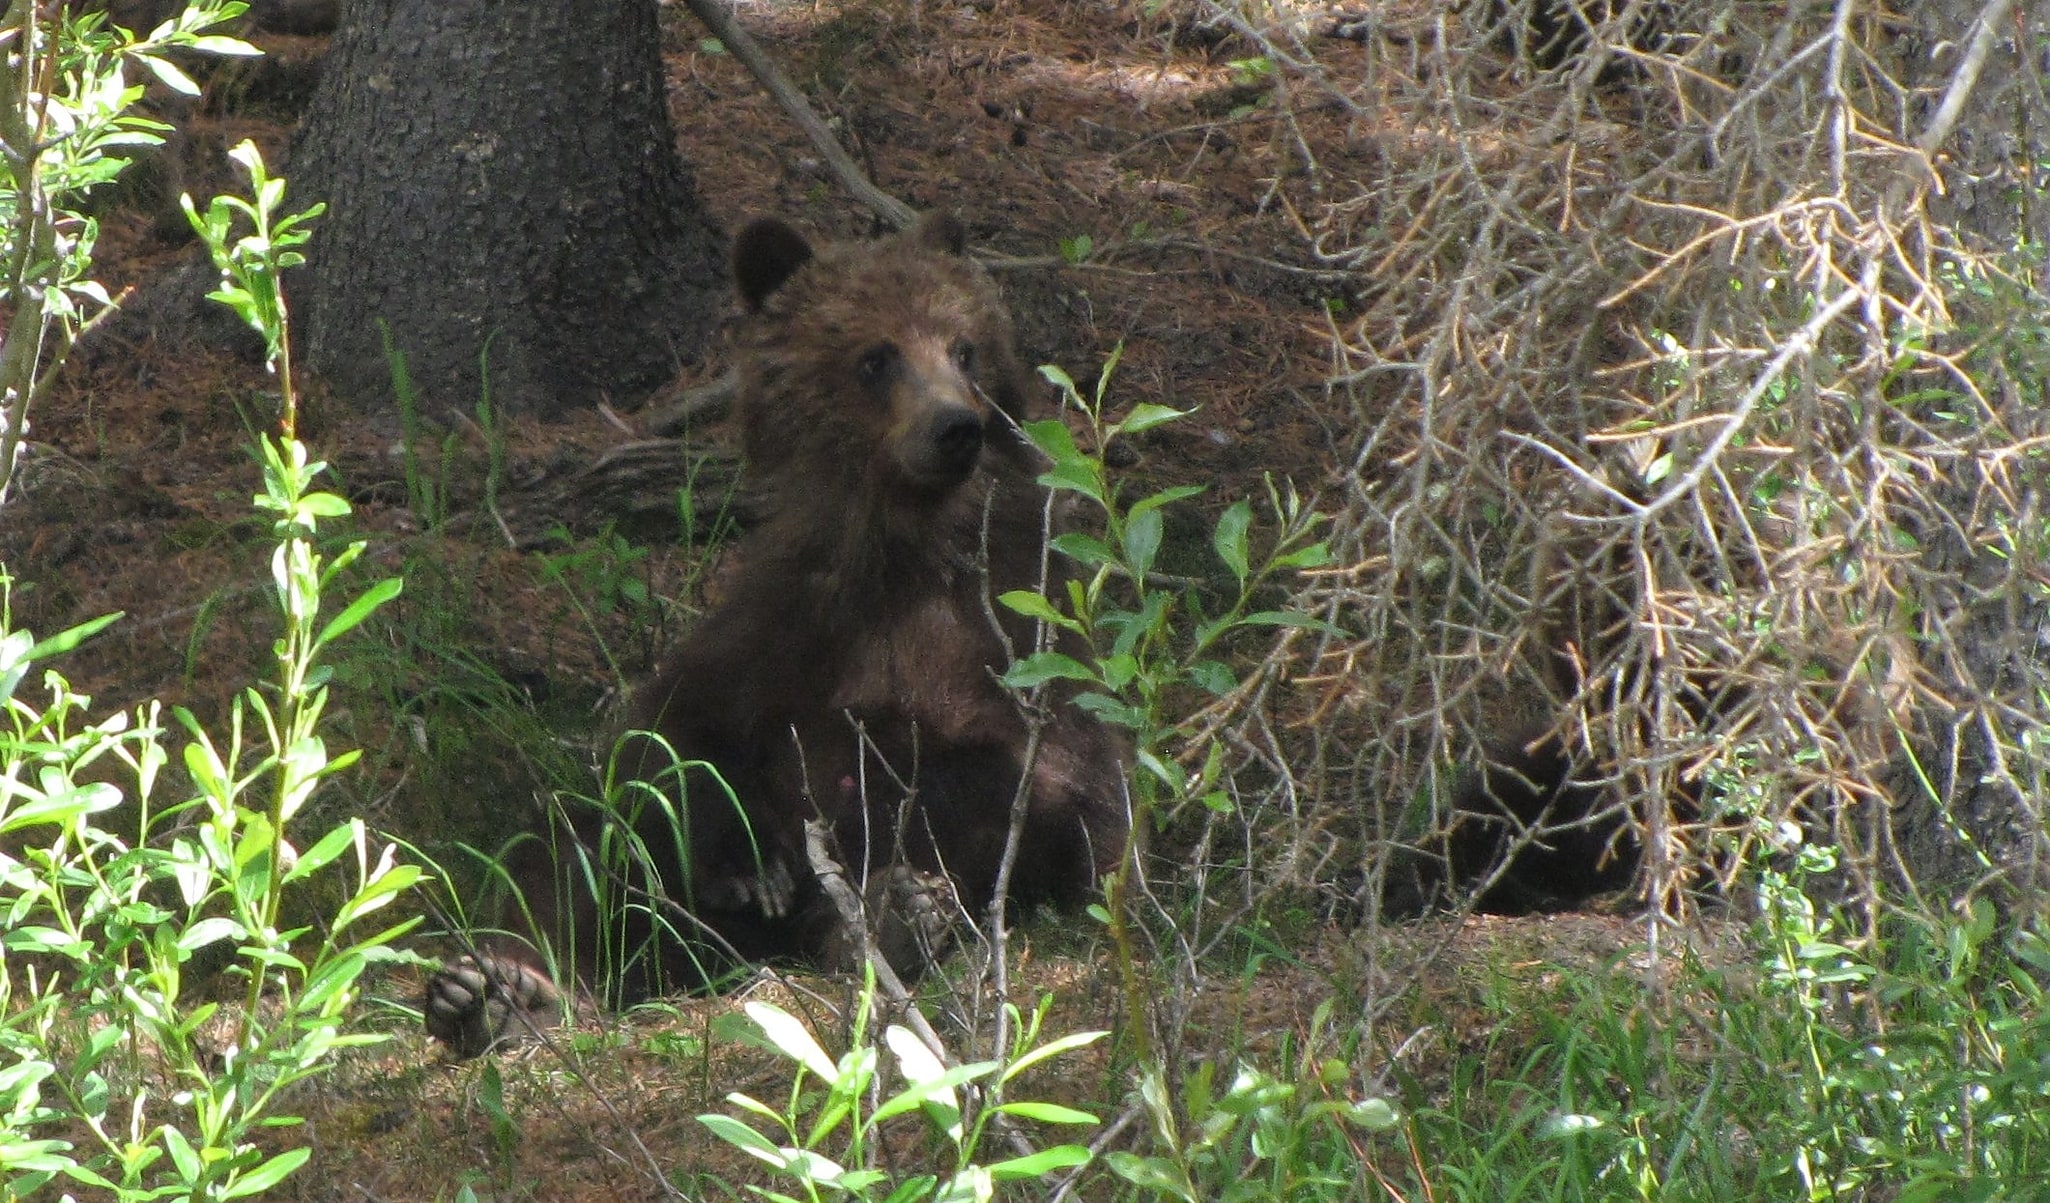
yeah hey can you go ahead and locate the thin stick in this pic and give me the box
[678,0,918,230]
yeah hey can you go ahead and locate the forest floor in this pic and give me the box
[0,2,1675,1198]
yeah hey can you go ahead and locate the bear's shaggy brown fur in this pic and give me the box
[426,215,1129,1057]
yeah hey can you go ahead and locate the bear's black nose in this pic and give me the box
[931,407,985,475]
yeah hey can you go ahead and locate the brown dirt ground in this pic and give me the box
[0,2,1677,1198]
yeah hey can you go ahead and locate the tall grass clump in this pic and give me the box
[1371,840,2050,1200]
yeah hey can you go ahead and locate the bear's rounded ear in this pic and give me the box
[734,218,814,311]
[912,212,969,257]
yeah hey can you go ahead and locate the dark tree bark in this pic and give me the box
[1907,0,2049,281]
[1881,0,2050,903]
[291,0,726,418]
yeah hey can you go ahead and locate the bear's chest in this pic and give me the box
[829,592,1006,737]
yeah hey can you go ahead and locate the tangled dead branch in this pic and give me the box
[1188,0,2050,933]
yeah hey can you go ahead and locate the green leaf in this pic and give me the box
[1091,343,1126,406]
[997,590,1081,633]
[1237,610,1336,631]
[1272,541,1333,570]
[332,861,423,932]
[884,1023,949,1087]
[0,630,29,704]
[1105,1151,1196,1200]
[1123,506,1163,581]
[1349,1097,1401,1130]
[1050,531,1114,567]
[745,1001,838,1081]
[987,1144,1093,1178]
[1021,417,1078,460]
[1187,660,1237,695]
[1212,500,1252,582]
[1036,365,1078,395]
[1136,749,1179,787]
[724,1091,786,1127]
[188,35,262,56]
[2,927,90,957]
[315,576,402,650]
[1128,484,1204,522]
[295,490,350,519]
[1002,653,1097,689]
[140,54,201,95]
[227,138,265,176]
[1039,458,1103,500]
[993,1101,1099,1125]
[299,949,369,1013]
[177,916,245,953]
[1072,692,1147,729]
[0,779,122,833]
[698,1113,783,1160]
[280,822,358,887]
[1115,403,1191,437]
[25,611,124,661]
[881,1177,942,1203]
[870,1062,998,1125]
[162,1127,202,1182]
[1000,1029,1107,1082]
[222,1148,311,1198]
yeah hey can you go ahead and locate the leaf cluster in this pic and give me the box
[1001,348,1332,811]
[700,991,1103,1202]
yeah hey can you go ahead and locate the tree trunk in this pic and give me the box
[290,0,725,418]
[1881,0,2050,903]
[1908,0,2049,283]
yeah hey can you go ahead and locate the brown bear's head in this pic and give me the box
[729,214,1033,504]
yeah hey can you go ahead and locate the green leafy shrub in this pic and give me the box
[0,0,258,500]
[1000,348,1331,1055]
[0,126,414,1198]
[700,987,1102,1202]
[1107,1002,1397,1203]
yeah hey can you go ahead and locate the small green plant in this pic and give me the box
[1226,55,1274,86]
[380,331,512,529]
[0,141,414,1201]
[474,1062,522,1178]
[1006,348,1331,813]
[0,1,257,500]
[1057,232,1094,266]
[1108,1002,1397,1202]
[535,522,661,682]
[700,987,1102,1202]
[382,328,459,528]
[1000,347,1330,1052]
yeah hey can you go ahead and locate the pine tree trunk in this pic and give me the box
[1908,0,2049,278]
[1882,0,2050,901]
[290,0,725,418]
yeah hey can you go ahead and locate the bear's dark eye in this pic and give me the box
[857,343,898,388]
[950,340,978,376]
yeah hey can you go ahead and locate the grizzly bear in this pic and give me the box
[425,214,1130,1058]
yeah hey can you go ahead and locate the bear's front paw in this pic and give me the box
[424,952,562,1060]
[868,864,962,980]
